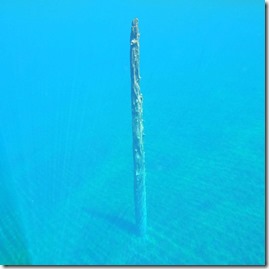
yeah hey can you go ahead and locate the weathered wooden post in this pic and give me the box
[130,18,147,236]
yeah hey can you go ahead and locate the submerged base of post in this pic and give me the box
[134,180,147,236]
[130,18,147,236]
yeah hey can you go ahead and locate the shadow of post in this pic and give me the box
[84,207,138,236]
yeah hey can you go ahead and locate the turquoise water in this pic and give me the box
[0,1,265,265]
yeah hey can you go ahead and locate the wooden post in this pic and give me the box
[130,18,147,236]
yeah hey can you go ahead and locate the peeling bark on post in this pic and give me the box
[130,18,147,236]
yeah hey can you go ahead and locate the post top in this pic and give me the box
[131,18,140,43]
[132,18,139,26]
